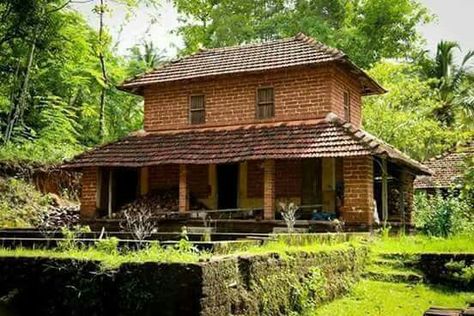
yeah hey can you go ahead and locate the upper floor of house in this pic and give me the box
[120,33,385,132]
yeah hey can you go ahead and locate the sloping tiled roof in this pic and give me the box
[120,33,385,96]
[414,142,473,189]
[63,113,429,175]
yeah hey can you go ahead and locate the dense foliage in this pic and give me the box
[0,0,161,163]
[414,192,473,237]
[0,177,50,227]
[174,0,431,68]
[363,61,471,161]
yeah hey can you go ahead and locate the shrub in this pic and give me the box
[414,192,473,237]
[0,177,50,228]
[57,225,91,251]
[95,237,120,255]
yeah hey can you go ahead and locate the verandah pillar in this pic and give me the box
[140,166,149,196]
[80,167,99,219]
[263,159,275,220]
[179,164,189,212]
[341,156,374,226]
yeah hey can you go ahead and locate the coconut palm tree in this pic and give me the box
[128,41,164,75]
[432,40,474,126]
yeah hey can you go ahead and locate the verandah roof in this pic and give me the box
[63,114,430,175]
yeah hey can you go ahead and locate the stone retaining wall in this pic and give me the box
[418,253,474,290]
[0,245,367,316]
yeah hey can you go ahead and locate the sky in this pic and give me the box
[73,0,474,59]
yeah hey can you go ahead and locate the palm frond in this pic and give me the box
[461,50,474,68]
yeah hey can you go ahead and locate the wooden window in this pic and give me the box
[256,87,274,119]
[190,95,205,124]
[343,91,351,121]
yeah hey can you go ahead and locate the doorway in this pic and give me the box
[217,163,239,209]
[301,158,322,206]
[114,168,139,209]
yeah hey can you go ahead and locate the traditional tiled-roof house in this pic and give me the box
[64,34,430,230]
[415,142,473,193]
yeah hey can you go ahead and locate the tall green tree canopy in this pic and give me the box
[363,61,472,161]
[174,0,431,67]
[0,1,162,163]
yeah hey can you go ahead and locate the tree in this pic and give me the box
[0,2,155,163]
[90,0,160,141]
[363,61,470,161]
[429,41,474,126]
[127,41,164,75]
[174,0,431,68]
[1,0,67,143]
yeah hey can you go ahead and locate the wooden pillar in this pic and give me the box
[381,158,388,225]
[179,164,189,212]
[140,167,149,196]
[208,164,217,209]
[239,162,248,208]
[263,159,275,220]
[107,169,113,217]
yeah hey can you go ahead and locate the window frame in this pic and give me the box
[343,90,351,121]
[256,86,275,119]
[189,94,206,125]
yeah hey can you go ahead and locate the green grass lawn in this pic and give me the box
[312,280,474,316]
[370,235,474,254]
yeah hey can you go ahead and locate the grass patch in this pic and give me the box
[218,239,360,256]
[0,243,208,269]
[0,237,358,269]
[312,280,474,316]
[371,235,474,254]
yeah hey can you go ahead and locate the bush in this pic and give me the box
[0,177,50,228]
[414,192,473,237]
[95,237,120,255]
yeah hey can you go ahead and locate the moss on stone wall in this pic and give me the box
[200,245,368,315]
[0,244,368,315]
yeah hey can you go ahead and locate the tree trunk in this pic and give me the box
[4,35,37,143]
[97,0,108,141]
[99,87,106,140]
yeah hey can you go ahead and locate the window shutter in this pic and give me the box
[190,95,205,124]
[257,87,274,119]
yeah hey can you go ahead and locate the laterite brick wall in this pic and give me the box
[80,167,98,219]
[400,170,415,224]
[188,165,209,199]
[247,161,264,198]
[247,160,303,199]
[149,164,179,190]
[331,65,362,127]
[149,164,209,199]
[341,156,374,224]
[275,159,303,198]
[143,65,363,132]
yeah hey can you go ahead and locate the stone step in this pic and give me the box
[372,258,408,269]
[363,266,424,283]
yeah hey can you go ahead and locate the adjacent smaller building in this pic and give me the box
[415,142,473,193]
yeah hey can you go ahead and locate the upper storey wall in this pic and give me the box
[143,64,363,132]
